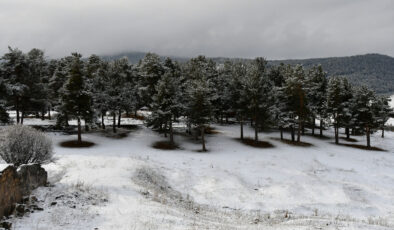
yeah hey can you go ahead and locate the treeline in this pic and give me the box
[0,47,392,151]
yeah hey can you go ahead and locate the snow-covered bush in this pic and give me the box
[0,125,53,167]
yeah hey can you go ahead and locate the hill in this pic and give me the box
[102,52,394,94]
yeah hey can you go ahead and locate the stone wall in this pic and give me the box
[0,164,47,218]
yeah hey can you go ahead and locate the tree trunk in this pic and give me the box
[64,113,68,127]
[301,122,305,135]
[320,119,323,137]
[164,122,168,138]
[381,127,384,138]
[297,120,301,142]
[335,124,339,144]
[280,126,283,140]
[77,117,82,143]
[240,118,244,140]
[366,126,371,148]
[254,120,258,142]
[48,109,51,120]
[291,125,295,142]
[118,109,121,128]
[21,111,24,124]
[101,113,105,129]
[16,99,20,124]
[312,116,315,136]
[41,111,45,120]
[226,115,228,124]
[201,126,206,152]
[113,112,116,133]
[346,127,350,139]
[169,119,174,145]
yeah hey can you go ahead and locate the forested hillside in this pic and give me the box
[270,54,394,94]
[103,52,394,94]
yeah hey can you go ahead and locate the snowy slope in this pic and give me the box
[6,120,394,230]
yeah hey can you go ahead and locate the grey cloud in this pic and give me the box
[0,0,393,59]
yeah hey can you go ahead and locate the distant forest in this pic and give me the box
[103,53,394,94]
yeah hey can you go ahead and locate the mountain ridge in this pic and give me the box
[101,52,394,94]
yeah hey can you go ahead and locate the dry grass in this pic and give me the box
[152,141,179,150]
[59,140,95,148]
[237,138,274,148]
[271,137,313,147]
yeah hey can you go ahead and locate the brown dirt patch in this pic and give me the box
[237,138,274,148]
[60,140,95,148]
[271,137,313,147]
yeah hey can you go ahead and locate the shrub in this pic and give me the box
[0,125,53,167]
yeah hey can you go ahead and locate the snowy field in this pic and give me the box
[0,119,393,229]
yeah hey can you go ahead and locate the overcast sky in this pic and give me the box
[1,0,393,59]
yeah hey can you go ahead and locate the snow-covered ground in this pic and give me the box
[1,118,393,229]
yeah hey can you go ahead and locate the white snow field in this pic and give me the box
[1,118,393,230]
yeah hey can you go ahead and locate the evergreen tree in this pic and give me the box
[305,65,327,137]
[61,53,92,142]
[137,53,165,108]
[372,96,392,138]
[283,65,309,142]
[26,48,50,120]
[148,58,181,145]
[327,76,352,144]
[242,57,272,142]
[0,47,29,123]
[269,64,287,140]
[351,86,377,148]
[229,62,248,139]
[186,79,212,151]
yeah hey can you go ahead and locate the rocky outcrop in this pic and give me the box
[0,164,47,218]
[0,166,22,218]
[18,164,47,196]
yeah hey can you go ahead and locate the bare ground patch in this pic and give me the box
[271,137,313,147]
[59,140,95,148]
[236,137,274,148]
[332,142,386,151]
[152,141,179,150]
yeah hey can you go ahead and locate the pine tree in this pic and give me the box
[26,48,50,120]
[269,64,287,140]
[186,79,212,151]
[242,57,272,142]
[351,86,377,148]
[229,62,248,139]
[0,47,29,124]
[283,65,309,142]
[61,53,92,142]
[137,53,165,108]
[305,65,327,137]
[372,96,392,138]
[148,59,181,145]
[327,76,352,144]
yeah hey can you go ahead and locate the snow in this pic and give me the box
[3,118,394,229]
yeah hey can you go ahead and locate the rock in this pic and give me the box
[18,164,48,196]
[15,204,25,216]
[0,221,12,230]
[30,196,38,203]
[0,164,47,219]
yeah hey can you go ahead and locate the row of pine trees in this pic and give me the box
[0,47,392,151]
